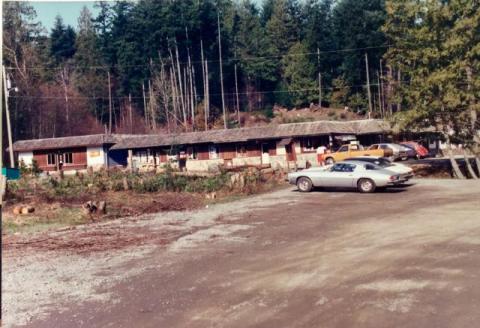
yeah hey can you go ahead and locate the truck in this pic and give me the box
[323,143,389,164]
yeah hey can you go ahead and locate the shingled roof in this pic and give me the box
[12,120,390,152]
[110,119,390,150]
[12,134,120,152]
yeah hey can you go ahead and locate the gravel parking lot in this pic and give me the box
[3,179,480,328]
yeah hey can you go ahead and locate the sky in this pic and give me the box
[29,1,99,31]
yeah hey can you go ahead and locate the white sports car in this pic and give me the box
[287,160,407,193]
[344,156,414,181]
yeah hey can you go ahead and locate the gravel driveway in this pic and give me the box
[3,179,480,328]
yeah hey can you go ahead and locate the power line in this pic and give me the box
[8,80,473,101]
[4,45,392,72]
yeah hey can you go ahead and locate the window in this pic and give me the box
[331,163,356,172]
[369,144,378,150]
[302,138,315,152]
[365,164,377,170]
[188,147,198,159]
[63,152,73,164]
[331,164,344,172]
[343,164,356,172]
[236,145,247,157]
[47,153,56,165]
[338,145,348,152]
[209,145,218,159]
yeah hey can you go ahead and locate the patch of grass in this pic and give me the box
[2,207,87,234]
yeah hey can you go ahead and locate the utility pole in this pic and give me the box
[317,48,322,108]
[218,11,227,129]
[205,58,210,130]
[142,82,148,128]
[108,71,113,134]
[2,65,15,168]
[365,53,373,118]
[379,59,385,118]
[200,39,208,131]
[234,37,240,127]
[128,93,133,134]
[377,72,382,119]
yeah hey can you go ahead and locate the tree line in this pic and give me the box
[2,0,479,176]
[3,0,387,139]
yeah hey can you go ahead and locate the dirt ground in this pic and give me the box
[3,179,480,328]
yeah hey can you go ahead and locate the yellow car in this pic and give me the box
[323,144,387,164]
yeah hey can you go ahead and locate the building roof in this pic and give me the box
[13,119,390,152]
[12,134,119,152]
[110,119,390,150]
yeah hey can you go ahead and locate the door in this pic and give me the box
[285,143,296,161]
[320,163,356,187]
[261,143,270,164]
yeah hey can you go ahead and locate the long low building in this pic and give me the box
[13,119,390,173]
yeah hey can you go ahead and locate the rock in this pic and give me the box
[13,206,22,215]
[97,201,107,214]
[205,192,217,200]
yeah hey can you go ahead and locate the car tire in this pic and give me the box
[297,177,313,192]
[357,178,376,193]
[325,157,335,165]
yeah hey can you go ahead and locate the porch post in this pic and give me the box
[128,149,133,171]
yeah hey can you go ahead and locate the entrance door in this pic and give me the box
[285,143,296,161]
[261,143,270,164]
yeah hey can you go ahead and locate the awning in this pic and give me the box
[278,138,293,146]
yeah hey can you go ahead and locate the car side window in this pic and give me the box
[331,164,344,172]
[365,164,376,170]
[338,145,348,152]
[343,164,356,172]
[370,145,378,149]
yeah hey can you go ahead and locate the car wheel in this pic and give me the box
[297,177,313,192]
[325,157,335,165]
[357,178,376,193]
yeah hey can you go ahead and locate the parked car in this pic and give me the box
[287,160,406,193]
[322,143,388,165]
[400,141,429,159]
[367,143,409,161]
[344,156,414,181]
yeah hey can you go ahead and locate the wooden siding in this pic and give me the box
[220,144,236,160]
[246,142,261,157]
[33,147,87,171]
[196,145,210,160]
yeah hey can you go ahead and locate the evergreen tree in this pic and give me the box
[74,6,108,121]
[50,15,76,64]
[282,42,316,107]
[383,0,480,178]
[332,0,386,89]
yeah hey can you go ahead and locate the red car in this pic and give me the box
[400,141,429,159]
